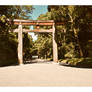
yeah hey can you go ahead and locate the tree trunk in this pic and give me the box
[74,28,83,57]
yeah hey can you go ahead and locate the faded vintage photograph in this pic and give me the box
[0,5,92,86]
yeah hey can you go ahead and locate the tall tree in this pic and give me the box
[0,6,33,66]
[48,5,92,58]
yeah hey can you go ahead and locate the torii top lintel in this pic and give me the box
[8,19,64,26]
[12,19,54,26]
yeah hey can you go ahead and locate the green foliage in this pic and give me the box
[0,33,18,66]
[23,33,33,61]
[0,6,33,32]
[59,58,92,68]
[48,6,92,59]
[33,33,53,59]
[77,58,92,68]
[0,6,33,66]
[48,6,92,67]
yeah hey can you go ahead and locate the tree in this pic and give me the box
[33,33,53,59]
[0,6,33,31]
[48,5,92,59]
[23,33,33,61]
[0,6,33,66]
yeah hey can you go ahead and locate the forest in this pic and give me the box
[0,5,92,67]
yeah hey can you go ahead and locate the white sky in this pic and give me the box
[28,26,38,41]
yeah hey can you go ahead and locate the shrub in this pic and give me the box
[59,58,92,68]
[0,33,18,67]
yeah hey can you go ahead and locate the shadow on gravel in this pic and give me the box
[24,60,53,64]
[0,59,53,68]
[0,63,19,68]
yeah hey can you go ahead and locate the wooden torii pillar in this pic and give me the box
[9,19,59,65]
[53,23,58,63]
[18,23,23,65]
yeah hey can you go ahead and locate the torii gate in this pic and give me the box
[9,19,62,65]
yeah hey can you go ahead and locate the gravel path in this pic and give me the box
[0,61,92,86]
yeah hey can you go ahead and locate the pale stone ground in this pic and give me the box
[0,59,92,86]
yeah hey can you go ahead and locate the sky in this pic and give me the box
[31,5,48,20]
[28,5,48,41]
